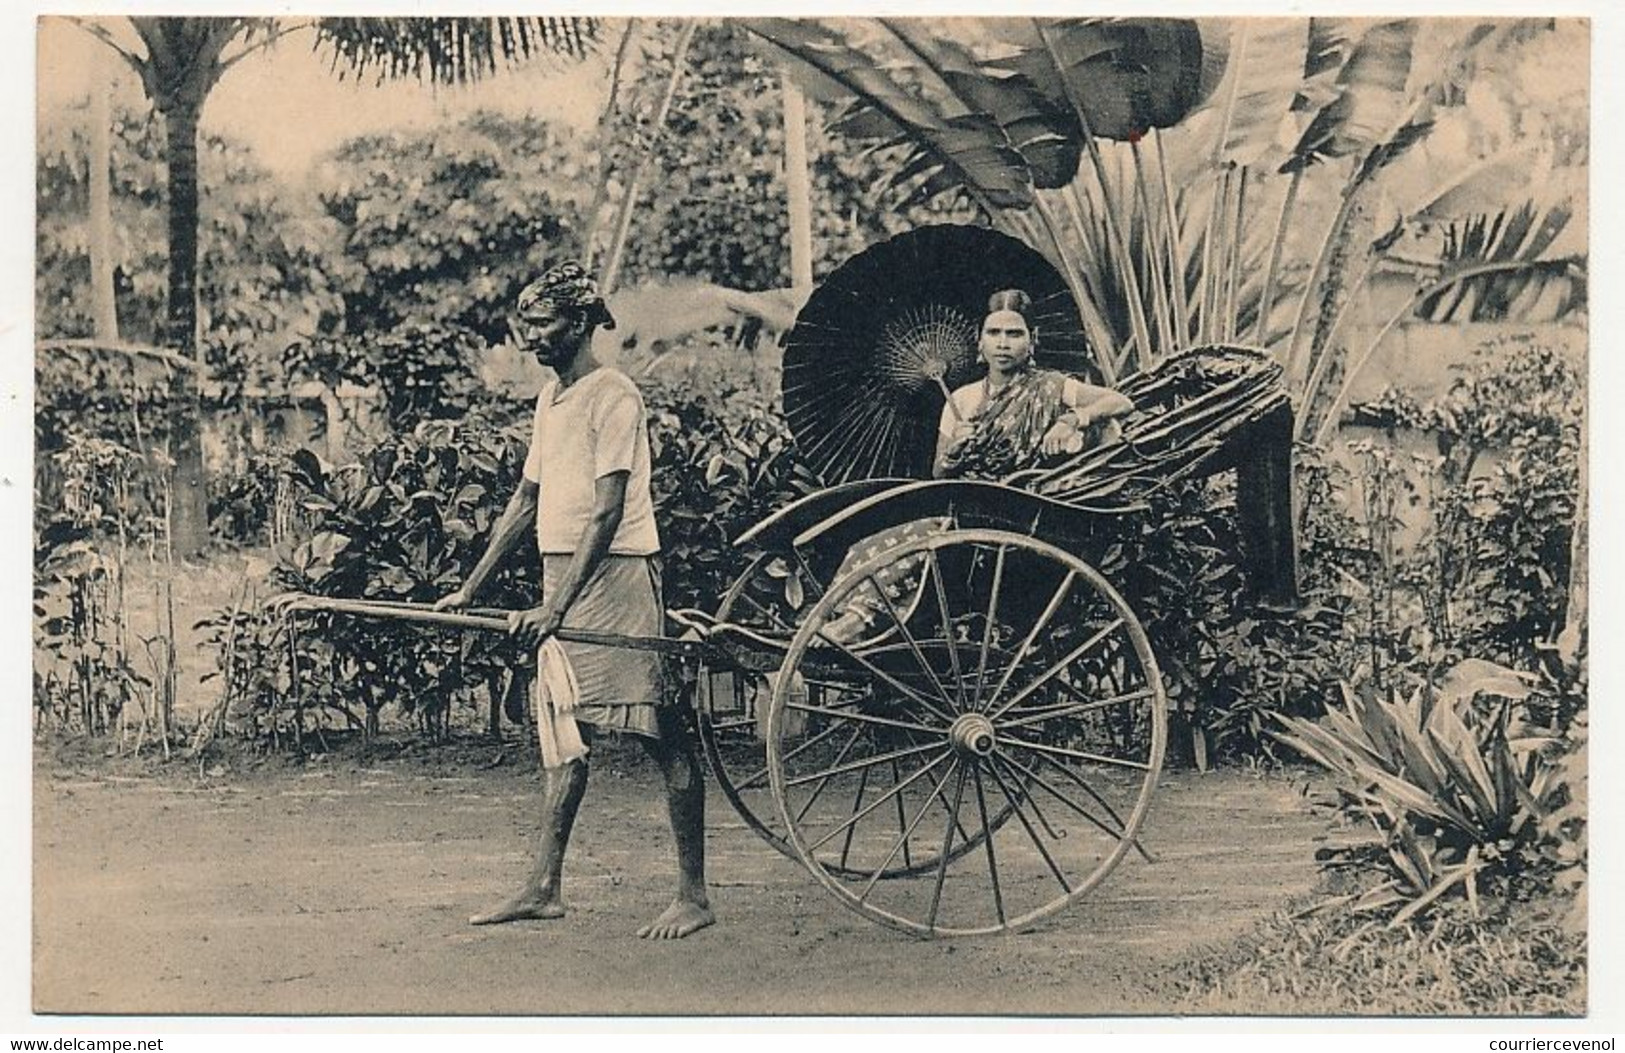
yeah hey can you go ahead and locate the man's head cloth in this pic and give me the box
[516,261,617,330]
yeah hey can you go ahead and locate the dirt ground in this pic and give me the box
[33,736,1333,1018]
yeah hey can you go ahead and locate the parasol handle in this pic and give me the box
[935,375,964,423]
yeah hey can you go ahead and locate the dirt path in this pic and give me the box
[34,742,1331,1016]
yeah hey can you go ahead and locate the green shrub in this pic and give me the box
[208,364,817,745]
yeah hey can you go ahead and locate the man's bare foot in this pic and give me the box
[636,898,715,940]
[468,894,566,926]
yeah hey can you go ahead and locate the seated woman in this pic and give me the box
[823,289,1132,645]
[934,288,1132,480]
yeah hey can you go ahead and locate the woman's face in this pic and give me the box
[980,309,1033,374]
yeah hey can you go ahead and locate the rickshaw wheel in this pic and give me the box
[697,549,1011,878]
[767,528,1167,937]
[695,550,819,857]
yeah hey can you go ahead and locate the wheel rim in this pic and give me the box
[767,528,1167,937]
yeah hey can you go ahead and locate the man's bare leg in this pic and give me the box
[470,729,593,925]
[636,707,714,939]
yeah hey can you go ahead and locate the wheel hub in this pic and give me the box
[948,713,996,758]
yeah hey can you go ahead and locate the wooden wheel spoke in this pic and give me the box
[972,543,1008,710]
[981,571,1075,714]
[793,550,828,601]
[984,753,1073,896]
[807,750,952,854]
[905,728,979,848]
[838,764,873,872]
[857,758,961,904]
[738,719,849,790]
[995,687,1156,732]
[785,699,941,736]
[971,763,1007,928]
[924,549,966,709]
[813,629,957,725]
[924,762,971,930]
[987,618,1126,722]
[736,589,792,632]
[1024,750,1154,863]
[864,571,958,712]
[1007,766,1066,841]
[889,759,913,871]
[996,734,1152,773]
[993,748,1144,856]
[786,738,944,788]
[794,724,867,823]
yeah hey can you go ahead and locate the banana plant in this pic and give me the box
[744,16,1584,401]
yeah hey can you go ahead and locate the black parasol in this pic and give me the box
[782,225,1090,484]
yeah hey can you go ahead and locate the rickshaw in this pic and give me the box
[290,224,1298,937]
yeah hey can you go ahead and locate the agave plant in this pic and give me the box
[1274,658,1570,924]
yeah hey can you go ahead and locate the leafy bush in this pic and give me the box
[208,442,302,547]
[208,363,816,746]
[643,357,819,611]
[33,435,166,738]
[1356,338,1583,663]
[1275,658,1582,923]
[314,111,585,345]
[284,322,491,433]
[1087,464,1366,763]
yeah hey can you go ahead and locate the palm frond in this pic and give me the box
[1282,19,1417,173]
[313,17,600,85]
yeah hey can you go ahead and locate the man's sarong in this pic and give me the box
[541,553,666,739]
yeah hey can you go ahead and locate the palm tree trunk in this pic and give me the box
[159,93,210,558]
[782,77,814,296]
[89,66,119,340]
[1560,402,1587,670]
[582,18,640,270]
[599,20,698,295]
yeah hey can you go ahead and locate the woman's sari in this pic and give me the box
[939,367,1071,480]
[823,367,1079,644]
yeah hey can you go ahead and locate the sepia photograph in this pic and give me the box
[17,6,1599,1025]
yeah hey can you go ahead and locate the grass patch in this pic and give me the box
[1163,889,1586,1016]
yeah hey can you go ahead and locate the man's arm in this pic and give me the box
[508,472,628,647]
[435,480,539,609]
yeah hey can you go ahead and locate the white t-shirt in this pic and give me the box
[521,368,660,556]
